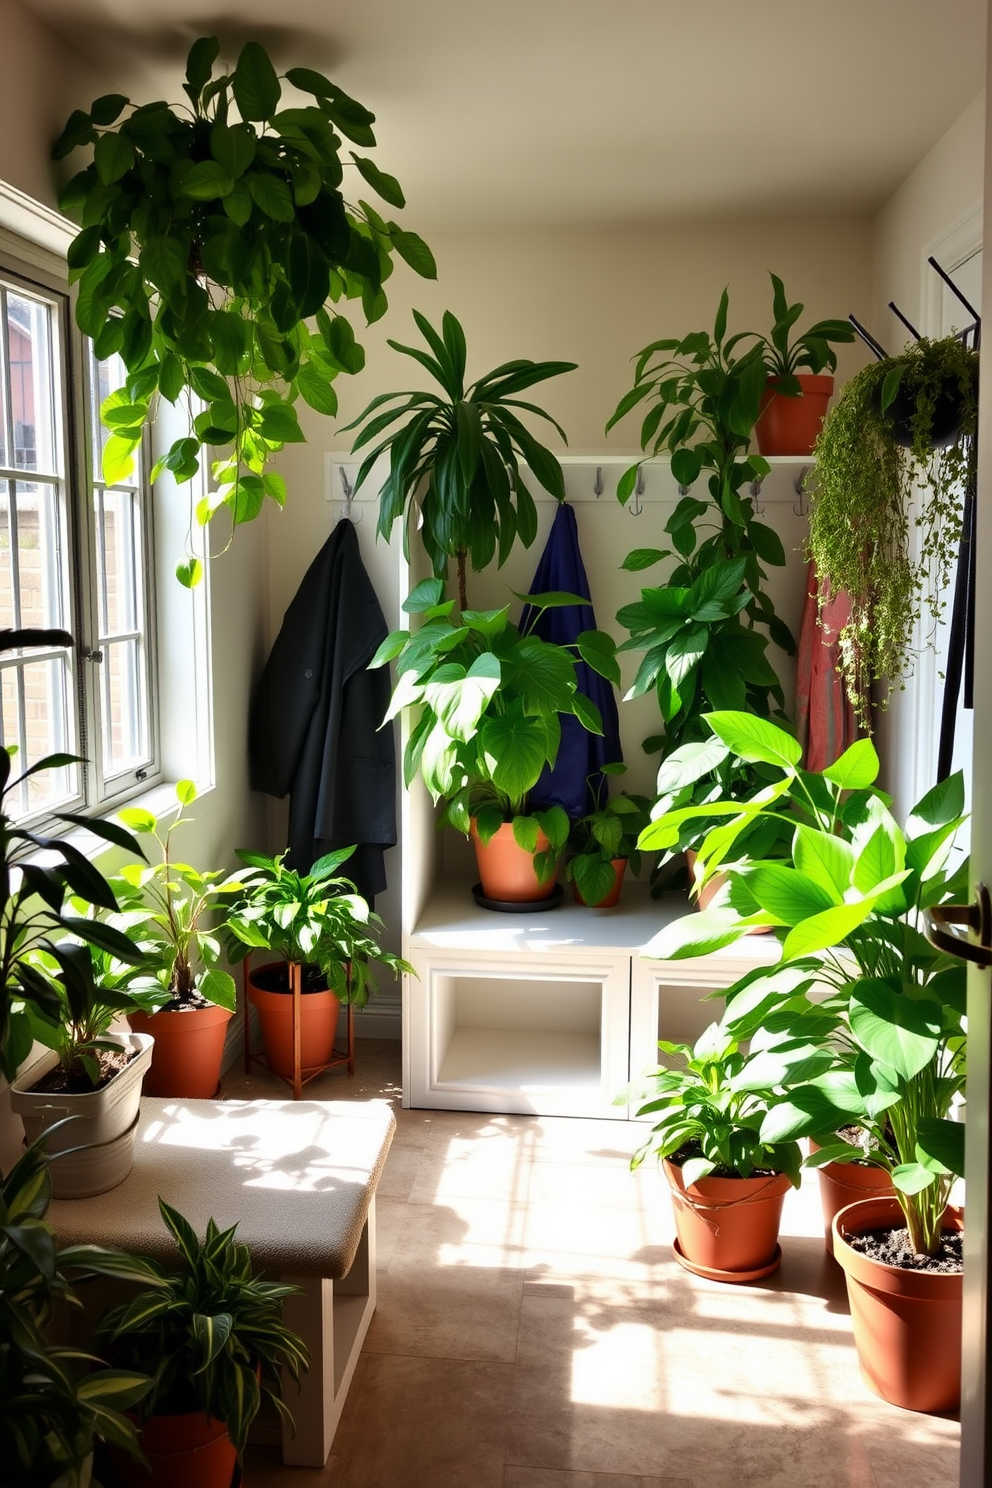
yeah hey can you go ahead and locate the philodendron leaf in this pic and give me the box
[793,827,855,899]
[744,864,838,923]
[703,711,802,770]
[848,981,942,1082]
[759,1085,856,1145]
[641,909,772,961]
[781,900,881,961]
[915,1116,965,1179]
[822,737,880,790]
[480,712,549,800]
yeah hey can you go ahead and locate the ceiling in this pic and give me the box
[23,0,989,229]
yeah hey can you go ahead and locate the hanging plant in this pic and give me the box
[54,36,436,586]
[809,334,978,726]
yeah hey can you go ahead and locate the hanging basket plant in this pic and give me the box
[54,36,436,585]
[808,334,978,726]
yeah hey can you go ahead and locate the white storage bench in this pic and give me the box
[48,1096,396,1467]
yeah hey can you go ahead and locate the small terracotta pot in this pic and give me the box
[247,963,341,1080]
[684,850,770,935]
[663,1158,791,1280]
[129,1005,233,1098]
[832,1197,963,1413]
[572,858,627,908]
[470,819,558,902]
[111,1409,236,1488]
[755,373,834,457]
[809,1139,895,1256]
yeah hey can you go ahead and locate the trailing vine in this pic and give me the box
[809,335,978,726]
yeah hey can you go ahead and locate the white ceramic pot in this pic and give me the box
[10,1031,153,1197]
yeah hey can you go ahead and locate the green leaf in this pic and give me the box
[480,712,549,801]
[351,153,405,208]
[94,132,134,184]
[915,1117,965,1179]
[297,362,338,416]
[621,548,670,572]
[185,36,220,98]
[704,711,801,770]
[745,864,837,922]
[792,827,854,899]
[848,981,941,1082]
[248,172,295,222]
[176,557,204,588]
[390,229,438,279]
[781,900,878,960]
[210,122,256,177]
[232,41,282,121]
[182,160,234,200]
[823,737,880,790]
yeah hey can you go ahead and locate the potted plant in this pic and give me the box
[752,272,856,455]
[641,710,968,1410]
[110,782,237,1099]
[224,845,412,1087]
[605,290,794,884]
[370,577,620,905]
[629,1021,803,1282]
[809,334,978,726]
[345,308,577,608]
[98,1197,310,1487]
[10,941,154,1199]
[563,765,650,907]
[0,1129,159,1487]
[53,35,436,586]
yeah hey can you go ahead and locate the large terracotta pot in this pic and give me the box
[247,961,341,1080]
[755,373,834,456]
[832,1197,963,1413]
[663,1158,791,1281]
[809,1139,895,1256]
[470,819,558,903]
[129,1005,233,1098]
[111,1409,236,1488]
[572,858,627,908]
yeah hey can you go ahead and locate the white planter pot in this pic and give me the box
[9,1031,153,1197]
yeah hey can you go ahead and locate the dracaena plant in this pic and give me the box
[0,1129,159,1488]
[752,271,855,391]
[629,1020,804,1188]
[99,1199,310,1457]
[0,746,146,1082]
[640,710,969,1256]
[345,309,576,608]
[223,845,412,1004]
[54,36,436,586]
[370,578,620,883]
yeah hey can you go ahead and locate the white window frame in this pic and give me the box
[0,222,161,821]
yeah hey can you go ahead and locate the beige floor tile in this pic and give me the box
[233,1039,959,1488]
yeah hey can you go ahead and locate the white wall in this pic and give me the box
[869,93,986,815]
[267,218,872,1020]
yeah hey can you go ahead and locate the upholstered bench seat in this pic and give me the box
[49,1096,396,1466]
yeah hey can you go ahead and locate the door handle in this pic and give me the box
[924,882,992,967]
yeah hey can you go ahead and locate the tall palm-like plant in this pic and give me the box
[345,309,576,607]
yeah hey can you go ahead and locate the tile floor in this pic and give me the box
[224,1040,960,1488]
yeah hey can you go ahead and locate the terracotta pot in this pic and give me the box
[663,1158,791,1281]
[685,850,770,934]
[129,1005,233,1098]
[755,373,834,456]
[247,962,341,1080]
[572,858,627,908]
[809,1139,895,1256]
[111,1409,236,1488]
[832,1197,963,1413]
[470,819,558,903]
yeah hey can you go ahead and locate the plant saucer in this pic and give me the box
[471,883,564,914]
[672,1237,782,1283]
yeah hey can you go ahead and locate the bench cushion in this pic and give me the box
[48,1097,396,1279]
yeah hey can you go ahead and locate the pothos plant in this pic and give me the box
[54,36,436,586]
[809,334,978,726]
[371,578,620,883]
[640,710,969,1257]
[345,309,576,609]
[605,289,794,835]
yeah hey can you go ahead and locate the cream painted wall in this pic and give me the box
[869,93,986,815]
[0,0,106,207]
[266,218,872,1017]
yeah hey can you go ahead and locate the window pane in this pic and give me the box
[102,638,144,776]
[0,655,76,815]
[7,291,56,475]
[14,480,67,631]
[97,487,139,635]
[0,320,8,468]
[0,482,13,628]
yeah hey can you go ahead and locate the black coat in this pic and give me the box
[248,519,396,901]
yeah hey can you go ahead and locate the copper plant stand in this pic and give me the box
[242,954,356,1100]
